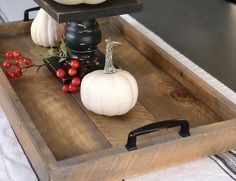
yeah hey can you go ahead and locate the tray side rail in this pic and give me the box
[0,21,58,180]
[52,118,236,181]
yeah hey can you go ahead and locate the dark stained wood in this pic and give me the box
[34,0,142,22]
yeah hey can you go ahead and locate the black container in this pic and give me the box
[64,19,101,55]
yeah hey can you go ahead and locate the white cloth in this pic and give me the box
[0,107,37,181]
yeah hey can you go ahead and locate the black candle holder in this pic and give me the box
[33,0,142,84]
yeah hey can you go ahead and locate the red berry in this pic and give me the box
[56,68,65,78]
[71,77,80,86]
[70,59,79,69]
[68,68,77,76]
[22,58,31,65]
[7,71,15,79]
[15,58,23,67]
[3,61,11,69]
[13,50,21,58]
[68,84,77,93]
[5,51,14,59]
[62,85,69,93]
[14,69,22,78]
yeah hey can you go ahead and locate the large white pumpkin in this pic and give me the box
[30,9,64,47]
[53,0,106,5]
[80,39,138,116]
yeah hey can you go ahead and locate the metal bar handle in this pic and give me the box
[126,119,190,151]
[23,7,40,21]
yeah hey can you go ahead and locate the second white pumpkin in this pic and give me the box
[31,9,64,47]
[81,69,138,116]
[81,39,138,116]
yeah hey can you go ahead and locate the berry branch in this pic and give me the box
[2,50,45,79]
[2,39,81,94]
[20,63,45,73]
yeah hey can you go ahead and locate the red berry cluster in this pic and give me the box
[56,59,81,93]
[2,50,32,79]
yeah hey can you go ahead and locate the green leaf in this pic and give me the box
[60,40,67,57]
[33,38,69,63]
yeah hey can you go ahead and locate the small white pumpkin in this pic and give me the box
[53,0,106,5]
[81,39,138,116]
[30,9,64,47]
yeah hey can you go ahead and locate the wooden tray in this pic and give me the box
[0,16,236,181]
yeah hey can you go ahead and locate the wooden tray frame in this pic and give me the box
[0,16,236,181]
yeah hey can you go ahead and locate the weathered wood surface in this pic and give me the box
[70,22,223,147]
[0,21,31,38]
[72,98,170,147]
[0,35,111,161]
[53,119,236,181]
[100,23,223,126]
[34,0,142,22]
[0,63,52,180]
[0,19,234,181]
[109,16,236,120]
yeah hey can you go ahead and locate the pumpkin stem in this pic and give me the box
[104,38,121,74]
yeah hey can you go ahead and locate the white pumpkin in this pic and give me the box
[53,0,106,5]
[81,39,138,116]
[31,9,64,47]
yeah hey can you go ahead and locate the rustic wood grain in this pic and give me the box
[0,68,54,180]
[109,16,236,120]
[0,35,111,161]
[53,119,236,181]
[67,22,224,148]
[0,21,31,38]
[99,22,223,127]
[71,97,170,147]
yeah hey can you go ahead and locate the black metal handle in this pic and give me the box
[23,7,40,21]
[126,119,190,151]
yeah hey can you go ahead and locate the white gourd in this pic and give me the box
[53,0,106,5]
[31,9,64,47]
[81,39,138,116]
